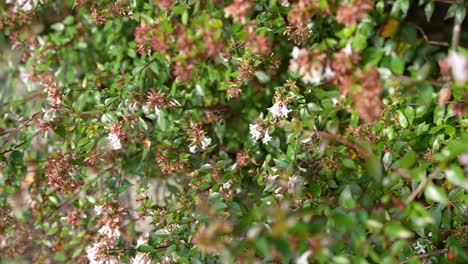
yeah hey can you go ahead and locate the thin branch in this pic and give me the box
[315,131,371,158]
[400,248,448,264]
[451,16,462,50]
[405,167,441,205]
[434,0,468,6]
[409,22,450,47]
[389,166,412,180]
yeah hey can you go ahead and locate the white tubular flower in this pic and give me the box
[98,223,121,240]
[154,106,161,116]
[107,133,122,150]
[128,102,138,112]
[296,250,312,264]
[223,179,233,189]
[86,242,104,264]
[287,175,303,194]
[268,102,291,118]
[200,137,212,150]
[308,68,323,84]
[94,205,104,215]
[249,124,262,140]
[189,145,197,153]
[142,105,150,115]
[262,130,272,144]
[280,103,292,117]
[133,253,152,264]
[323,64,335,80]
[448,51,468,84]
[344,42,353,55]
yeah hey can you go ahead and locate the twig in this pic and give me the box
[451,15,461,50]
[394,75,445,87]
[400,248,448,264]
[434,0,468,7]
[409,22,450,47]
[315,131,371,158]
[405,167,441,205]
[390,166,412,180]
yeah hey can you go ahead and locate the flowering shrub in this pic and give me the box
[1,0,468,263]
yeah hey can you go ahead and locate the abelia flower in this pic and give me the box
[107,133,122,150]
[448,51,468,84]
[268,102,291,118]
[249,124,262,141]
[200,137,212,150]
[262,130,272,144]
[98,223,121,240]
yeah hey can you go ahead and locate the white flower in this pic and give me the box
[281,0,290,7]
[133,237,152,264]
[107,133,122,150]
[94,205,104,215]
[280,104,291,117]
[287,175,303,194]
[223,180,233,189]
[344,42,353,55]
[142,105,150,115]
[413,241,427,254]
[189,145,197,153]
[303,67,323,84]
[377,67,393,80]
[98,223,121,240]
[87,242,104,264]
[268,102,291,118]
[154,106,161,116]
[249,124,262,141]
[448,51,468,84]
[262,130,272,144]
[136,237,146,246]
[128,102,138,112]
[291,46,301,59]
[201,137,212,150]
[323,65,335,80]
[133,253,151,264]
[7,0,33,12]
[267,174,279,183]
[296,250,312,264]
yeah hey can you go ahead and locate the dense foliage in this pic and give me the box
[1,0,467,263]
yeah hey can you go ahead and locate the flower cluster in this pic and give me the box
[289,47,335,85]
[44,152,82,193]
[336,0,374,26]
[224,0,253,24]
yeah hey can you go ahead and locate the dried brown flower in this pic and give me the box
[336,0,373,26]
[45,151,82,193]
[224,0,254,23]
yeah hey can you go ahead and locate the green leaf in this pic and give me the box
[445,165,468,190]
[254,71,270,83]
[157,111,167,131]
[137,245,157,253]
[424,1,435,21]
[390,55,405,75]
[342,158,356,169]
[385,222,413,239]
[398,110,409,128]
[51,23,65,31]
[424,183,448,204]
[118,179,132,193]
[404,106,415,126]
[339,185,356,209]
